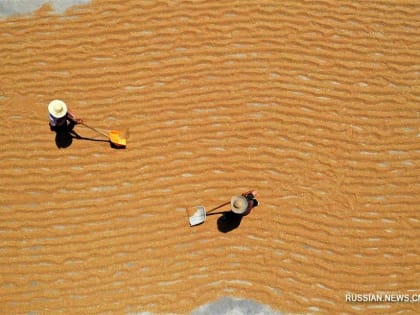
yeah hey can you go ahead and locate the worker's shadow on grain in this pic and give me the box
[52,124,109,148]
[215,211,243,233]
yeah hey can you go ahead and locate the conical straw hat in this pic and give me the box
[231,195,248,214]
[48,99,67,118]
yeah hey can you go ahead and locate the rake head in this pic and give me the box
[109,130,127,147]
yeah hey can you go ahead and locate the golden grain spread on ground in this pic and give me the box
[0,1,419,314]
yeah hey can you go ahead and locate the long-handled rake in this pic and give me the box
[188,201,230,226]
[81,123,127,148]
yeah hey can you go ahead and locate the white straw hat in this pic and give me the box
[231,195,248,214]
[48,99,68,118]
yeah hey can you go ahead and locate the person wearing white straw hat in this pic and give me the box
[48,99,83,130]
[231,190,259,216]
[219,190,259,228]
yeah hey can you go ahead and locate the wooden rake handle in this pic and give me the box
[206,201,230,215]
[80,123,109,138]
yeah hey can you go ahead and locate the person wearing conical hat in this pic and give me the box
[218,190,259,229]
[48,99,83,130]
[230,190,259,216]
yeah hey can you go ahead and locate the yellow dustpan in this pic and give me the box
[109,130,127,147]
[81,123,127,148]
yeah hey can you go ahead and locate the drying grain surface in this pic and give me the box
[0,1,419,314]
